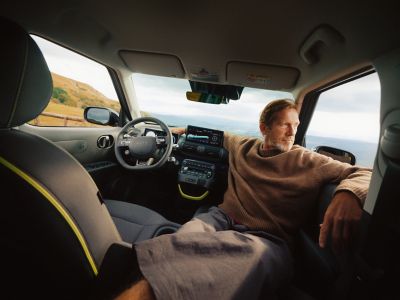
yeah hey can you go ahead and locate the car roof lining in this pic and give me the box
[2,1,399,96]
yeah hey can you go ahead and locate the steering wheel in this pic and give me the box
[115,117,173,170]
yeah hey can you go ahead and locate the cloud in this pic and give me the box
[316,73,380,113]
[308,111,380,143]
[134,74,294,122]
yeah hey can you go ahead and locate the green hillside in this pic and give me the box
[51,72,121,112]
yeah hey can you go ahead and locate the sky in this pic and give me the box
[33,35,381,143]
[132,73,381,143]
[308,73,380,143]
[32,36,118,100]
[132,73,293,123]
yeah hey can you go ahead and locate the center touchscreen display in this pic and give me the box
[186,125,224,147]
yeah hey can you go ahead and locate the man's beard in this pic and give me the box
[271,141,293,152]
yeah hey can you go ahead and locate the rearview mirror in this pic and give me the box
[187,81,244,104]
[314,145,356,165]
[186,92,228,104]
[84,107,119,126]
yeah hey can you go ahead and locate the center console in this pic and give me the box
[178,159,216,189]
[175,125,227,203]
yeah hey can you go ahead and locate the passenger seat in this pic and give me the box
[104,200,181,243]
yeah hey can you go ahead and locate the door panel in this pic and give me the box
[20,124,123,197]
[20,124,119,164]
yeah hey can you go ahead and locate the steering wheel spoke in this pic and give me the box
[156,136,167,148]
[135,157,154,166]
[117,138,132,147]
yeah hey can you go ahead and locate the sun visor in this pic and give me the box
[120,50,185,78]
[226,62,299,89]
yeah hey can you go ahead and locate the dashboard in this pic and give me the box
[140,125,228,196]
[140,125,227,161]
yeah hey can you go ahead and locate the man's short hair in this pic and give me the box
[259,99,297,127]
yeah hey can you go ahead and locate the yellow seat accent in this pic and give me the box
[178,184,209,201]
[0,156,98,275]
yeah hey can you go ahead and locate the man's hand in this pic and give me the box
[171,127,186,135]
[319,191,363,254]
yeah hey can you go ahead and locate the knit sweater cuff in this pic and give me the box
[334,187,365,208]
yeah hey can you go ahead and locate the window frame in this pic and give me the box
[295,67,376,147]
[30,34,129,128]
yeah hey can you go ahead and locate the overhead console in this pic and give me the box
[177,125,227,160]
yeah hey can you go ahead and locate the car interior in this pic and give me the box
[1,1,399,299]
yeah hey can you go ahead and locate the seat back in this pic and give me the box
[0,17,122,299]
[293,184,339,299]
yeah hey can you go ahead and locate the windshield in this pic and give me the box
[132,74,293,137]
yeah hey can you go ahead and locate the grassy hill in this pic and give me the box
[31,73,121,126]
[51,73,120,111]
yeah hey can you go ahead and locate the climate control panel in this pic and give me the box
[178,159,216,189]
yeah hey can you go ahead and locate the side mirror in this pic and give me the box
[84,107,119,126]
[315,146,356,165]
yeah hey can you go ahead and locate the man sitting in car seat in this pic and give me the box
[115,99,371,300]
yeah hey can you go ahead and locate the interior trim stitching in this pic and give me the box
[0,156,98,275]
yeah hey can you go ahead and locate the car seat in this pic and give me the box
[0,16,179,299]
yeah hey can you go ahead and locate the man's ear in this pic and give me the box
[260,123,267,136]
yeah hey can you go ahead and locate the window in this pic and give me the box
[29,36,120,127]
[132,73,293,137]
[306,72,380,167]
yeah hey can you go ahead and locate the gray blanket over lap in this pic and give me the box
[134,207,293,300]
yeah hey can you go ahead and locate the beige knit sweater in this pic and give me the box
[219,134,371,246]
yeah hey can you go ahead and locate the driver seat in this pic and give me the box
[104,199,180,243]
[0,17,177,299]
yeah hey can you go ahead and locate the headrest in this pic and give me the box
[0,17,52,128]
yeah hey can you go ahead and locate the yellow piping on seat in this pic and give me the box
[0,156,98,275]
[178,184,209,201]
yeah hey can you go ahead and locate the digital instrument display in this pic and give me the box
[143,128,177,144]
[186,125,224,147]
